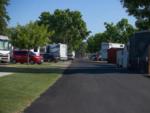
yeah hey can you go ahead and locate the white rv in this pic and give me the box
[46,43,68,60]
[100,42,125,61]
[116,46,128,68]
[0,36,11,62]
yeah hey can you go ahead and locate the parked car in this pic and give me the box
[11,50,43,64]
[89,53,101,61]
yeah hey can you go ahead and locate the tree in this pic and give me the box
[76,42,88,57]
[121,0,150,30]
[11,22,51,63]
[104,22,119,42]
[38,9,90,51]
[87,33,107,53]
[87,19,135,53]
[104,19,136,43]
[87,36,96,53]
[116,19,136,43]
[0,0,10,35]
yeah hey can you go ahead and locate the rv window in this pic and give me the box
[0,41,3,50]
[14,51,27,55]
[0,40,9,50]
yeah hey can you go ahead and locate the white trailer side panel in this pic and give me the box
[60,44,68,60]
[100,42,125,61]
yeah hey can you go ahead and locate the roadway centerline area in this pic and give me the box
[24,59,150,113]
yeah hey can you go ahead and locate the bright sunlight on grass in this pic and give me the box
[0,73,61,113]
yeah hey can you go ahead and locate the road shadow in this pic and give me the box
[63,60,142,75]
[0,60,147,75]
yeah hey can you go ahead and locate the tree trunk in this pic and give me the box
[27,49,30,65]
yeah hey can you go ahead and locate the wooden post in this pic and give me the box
[148,45,150,75]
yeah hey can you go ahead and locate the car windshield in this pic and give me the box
[14,51,27,55]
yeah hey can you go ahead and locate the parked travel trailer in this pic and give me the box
[45,43,68,61]
[0,36,11,62]
[116,46,128,68]
[129,31,150,73]
[100,42,125,61]
[68,51,75,60]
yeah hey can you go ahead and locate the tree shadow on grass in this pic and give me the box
[0,66,65,74]
[0,61,147,76]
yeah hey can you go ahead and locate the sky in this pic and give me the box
[7,0,136,35]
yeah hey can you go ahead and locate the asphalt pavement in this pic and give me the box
[24,59,150,113]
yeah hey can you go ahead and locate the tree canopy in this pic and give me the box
[87,19,136,53]
[121,0,150,30]
[38,9,90,51]
[87,33,107,53]
[104,19,135,43]
[10,22,51,50]
[0,0,10,35]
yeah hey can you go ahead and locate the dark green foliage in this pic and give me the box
[87,19,136,53]
[10,22,51,49]
[0,0,10,35]
[77,42,88,57]
[87,33,107,53]
[121,0,150,30]
[104,19,135,43]
[38,9,90,51]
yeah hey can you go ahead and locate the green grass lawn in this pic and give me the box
[0,62,71,113]
[0,73,61,113]
[7,61,71,68]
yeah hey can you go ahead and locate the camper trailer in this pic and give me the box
[0,36,11,63]
[44,43,68,61]
[129,31,150,73]
[116,46,128,68]
[100,42,125,61]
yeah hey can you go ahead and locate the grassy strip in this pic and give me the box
[0,73,61,113]
[7,61,71,68]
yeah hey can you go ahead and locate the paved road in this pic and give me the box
[24,59,150,113]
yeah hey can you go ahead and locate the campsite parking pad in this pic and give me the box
[0,72,12,77]
[24,59,150,113]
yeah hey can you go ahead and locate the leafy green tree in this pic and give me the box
[0,0,10,35]
[104,22,119,42]
[104,19,136,43]
[121,0,150,30]
[11,22,51,63]
[87,36,96,53]
[87,33,108,53]
[76,42,88,57]
[38,9,90,51]
[87,19,135,53]
[116,19,136,43]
